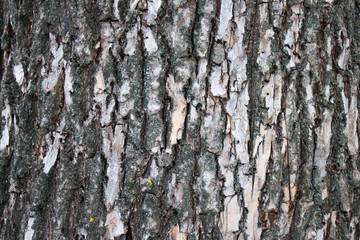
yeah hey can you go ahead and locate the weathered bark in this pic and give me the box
[1,0,360,239]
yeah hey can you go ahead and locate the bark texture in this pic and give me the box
[1,0,360,239]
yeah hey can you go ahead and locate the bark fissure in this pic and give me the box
[1,0,360,239]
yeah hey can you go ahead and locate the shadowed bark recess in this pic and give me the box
[1,0,360,239]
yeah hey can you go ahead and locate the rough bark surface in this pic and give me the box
[1,0,360,239]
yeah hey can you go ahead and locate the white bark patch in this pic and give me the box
[169,101,186,145]
[227,89,250,166]
[98,23,115,63]
[149,159,159,178]
[130,0,140,11]
[119,81,131,102]
[326,36,332,57]
[113,0,120,19]
[42,119,65,174]
[244,125,272,239]
[145,0,162,25]
[13,63,24,85]
[257,3,271,72]
[43,137,60,174]
[104,125,125,208]
[42,33,65,92]
[338,31,350,69]
[217,0,233,40]
[263,73,282,124]
[255,126,272,188]
[118,80,135,118]
[169,224,188,240]
[143,27,158,54]
[271,1,286,28]
[244,189,261,240]
[13,63,29,92]
[351,218,359,240]
[284,5,303,69]
[189,104,199,123]
[24,217,35,240]
[259,0,268,23]
[94,80,116,127]
[257,29,274,73]
[94,21,127,212]
[305,70,315,124]
[346,90,358,155]
[105,206,125,239]
[330,211,337,231]
[228,13,247,92]
[315,225,326,240]
[0,101,11,151]
[124,25,138,56]
[167,75,186,145]
[94,69,106,95]
[64,65,73,106]
[281,119,287,155]
[210,65,228,98]
[227,24,257,232]
[219,195,241,238]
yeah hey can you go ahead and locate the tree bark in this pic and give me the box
[1,0,360,239]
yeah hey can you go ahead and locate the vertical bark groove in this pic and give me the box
[1,0,360,239]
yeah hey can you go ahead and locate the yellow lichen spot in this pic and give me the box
[147,180,152,185]
[89,217,94,223]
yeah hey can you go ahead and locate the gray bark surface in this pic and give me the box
[1,0,360,239]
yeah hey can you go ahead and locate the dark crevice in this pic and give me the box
[120,122,129,190]
[158,17,172,152]
[204,0,221,111]
[159,144,178,238]
[138,16,148,152]
[244,0,261,194]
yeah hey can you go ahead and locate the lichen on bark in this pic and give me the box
[1,0,360,239]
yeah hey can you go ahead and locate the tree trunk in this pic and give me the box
[1,0,360,239]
